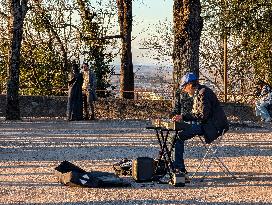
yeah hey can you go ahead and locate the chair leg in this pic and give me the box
[207,139,237,179]
[191,144,213,179]
[213,156,237,179]
[200,155,236,180]
[191,133,236,181]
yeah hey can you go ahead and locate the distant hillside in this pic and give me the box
[113,64,172,76]
[110,64,173,98]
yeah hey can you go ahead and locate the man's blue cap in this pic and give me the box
[180,72,198,88]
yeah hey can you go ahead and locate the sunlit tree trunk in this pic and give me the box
[173,0,203,83]
[6,0,28,120]
[117,0,134,99]
[172,0,203,114]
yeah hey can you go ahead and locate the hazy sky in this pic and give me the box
[133,0,172,25]
[128,0,173,65]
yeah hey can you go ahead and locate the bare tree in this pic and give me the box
[117,0,134,99]
[6,0,28,120]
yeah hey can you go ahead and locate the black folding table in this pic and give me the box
[146,121,183,181]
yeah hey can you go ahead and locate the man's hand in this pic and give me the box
[172,115,182,122]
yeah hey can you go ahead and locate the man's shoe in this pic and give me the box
[174,169,190,183]
[170,172,186,187]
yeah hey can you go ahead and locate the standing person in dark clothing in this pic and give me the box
[67,62,84,121]
[82,62,97,120]
[171,72,229,176]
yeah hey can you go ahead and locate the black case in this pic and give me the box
[55,161,130,188]
[132,157,154,182]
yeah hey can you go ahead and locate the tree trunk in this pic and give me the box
[6,0,28,120]
[117,0,134,99]
[172,0,203,115]
[173,0,203,83]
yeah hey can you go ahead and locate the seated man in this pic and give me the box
[255,80,272,122]
[171,72,229,175]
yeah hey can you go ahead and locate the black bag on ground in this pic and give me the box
[55,160,86,174]
[132,157,154,182]
[55,161,130,188]
[56,170,130,188]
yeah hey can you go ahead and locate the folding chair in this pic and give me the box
[191,130,236,180]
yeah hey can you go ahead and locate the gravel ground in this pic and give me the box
[0,118,272,205]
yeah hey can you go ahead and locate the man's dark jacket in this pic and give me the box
[173,84,229,143]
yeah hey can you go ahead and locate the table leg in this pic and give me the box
[155,130,177,182]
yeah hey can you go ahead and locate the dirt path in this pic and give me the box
[0,119,271,204]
